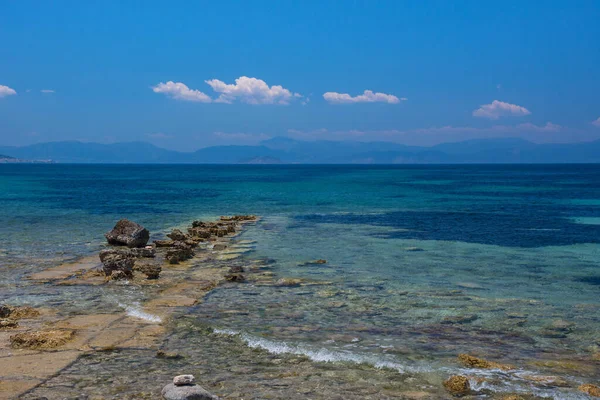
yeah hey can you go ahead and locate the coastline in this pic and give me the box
[2,215,599,399]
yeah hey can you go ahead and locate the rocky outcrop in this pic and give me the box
[162,374,220,400]
[167,229,189,241]
[579,384,600,397]
[99,248,135,278]
[220,215,257,222]
[166,242,195,264]
[10,329,75,349]
[134,259,162,279]
[443,375,470,396]
[0,305,40,319]
[458,354,514,371]
[105,219,150,248]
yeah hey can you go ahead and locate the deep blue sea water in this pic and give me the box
[1,164,600,398]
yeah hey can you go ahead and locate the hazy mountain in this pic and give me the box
[0,137,599,164]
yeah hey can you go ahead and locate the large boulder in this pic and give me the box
[105,219,150,248]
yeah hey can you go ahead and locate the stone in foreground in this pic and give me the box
[105,219,150,248]
[173,374,195,386]
[162,383,219,400]
[443,375,470,396]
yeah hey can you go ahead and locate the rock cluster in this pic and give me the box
[579,384,600,397]
[99,246,158,280]
[457,353,514,371]
[105,219,150,248]
[0,305,41,330]
[10,329,75,349]
[155,215,257,265]
[162,374,220,400]
[443,375,470,396]
[99,216,257,280]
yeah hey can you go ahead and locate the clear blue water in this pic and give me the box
[2,164,600,398]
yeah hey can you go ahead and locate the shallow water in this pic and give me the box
[1,164,600,398]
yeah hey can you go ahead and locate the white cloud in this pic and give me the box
[592,117,600,127]
[473,100,531,119]
[205,76,299,105]
[152,77,300,105]
[0,85,17,98]
[40,89,55,93]
[152,81,212,103]
[323,90,403,104]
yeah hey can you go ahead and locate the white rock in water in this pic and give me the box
[173,374,195,386]
[162,383,219,400]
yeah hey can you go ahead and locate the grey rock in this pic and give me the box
[105,219,150,248]
[167,229,189,241]
[99,250,135,278]
[134,259,162,279]
[161,383,219,400]
[173,374,195,386]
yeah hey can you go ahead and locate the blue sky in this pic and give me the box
[1,0,599,151]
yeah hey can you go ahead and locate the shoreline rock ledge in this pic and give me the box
[162,374,220,400]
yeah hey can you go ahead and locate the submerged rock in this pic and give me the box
[105,219,150,248]
[443,375,470,396]
[0,305,40,319]
[458,354,514,371]
[156,350,184,359]
[276,278,304,287]
[10,329,75,349]
[0,319,19,329]
[442,314,479,324]
[579,384,600,397]
[224,272,245,282]
[220,215,256,222]
[298,259,327,266]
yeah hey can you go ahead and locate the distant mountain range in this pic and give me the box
[0,137,599,164]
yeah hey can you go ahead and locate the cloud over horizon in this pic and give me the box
[323,90,404,104]
[0,85,17,98]
[40,89,55,93]
[473,100,531,119]
[205,76,300,105]
[593,117,600,127]
[152,77,301,105]
[152,81,212,102]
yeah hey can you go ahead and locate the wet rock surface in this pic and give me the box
[105,218,150,248]
[162,383,220,400]
[10,329,75,349]
[458,353,514,371]
[443,375,470,396]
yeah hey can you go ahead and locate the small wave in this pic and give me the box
[213,328,415,373]
[118,302,162,323]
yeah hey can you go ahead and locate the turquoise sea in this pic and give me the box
[1,164,600,399]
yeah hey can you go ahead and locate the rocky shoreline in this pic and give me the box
[1,215,599,399]
[0,215,259,399]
